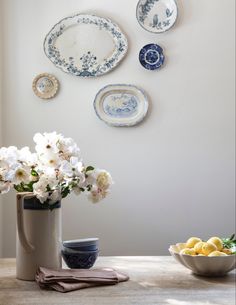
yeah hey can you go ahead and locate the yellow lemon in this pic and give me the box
[207,237,223,251]
[194,241,206,254]
[186,237,202,248]
[180,248,196,256]
[208,251,227,257]
[202,242,217,255]
[221,248,232,255]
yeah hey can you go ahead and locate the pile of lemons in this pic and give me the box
[180,237,233,256]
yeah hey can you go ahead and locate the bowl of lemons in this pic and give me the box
[169,235,236,276]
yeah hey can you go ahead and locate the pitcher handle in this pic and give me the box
[16,192,35,252]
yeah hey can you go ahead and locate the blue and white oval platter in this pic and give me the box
[44,14,128,78]
[139,44,165,70]
[94,84,149,127]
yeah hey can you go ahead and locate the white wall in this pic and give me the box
[0,0,3,257]
[0,0,235,257]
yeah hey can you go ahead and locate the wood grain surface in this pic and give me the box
[0,257,235,305]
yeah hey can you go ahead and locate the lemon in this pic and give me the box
[202,242,217,255]
[186,237,202,248]
[194,241,206,254]
[221,248,232,255]
[207,237,223,251]
[208,251,227,257]
[180,248,196,256]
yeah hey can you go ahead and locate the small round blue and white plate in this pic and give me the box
[136,0,178,33]
[139,44,165,70]
[32,73,59,99]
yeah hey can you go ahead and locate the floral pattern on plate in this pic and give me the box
[136,0,178,33]
[44,14,128,78]
[139,44,165,70]
[32,73,59,99]
[94,84,149,127]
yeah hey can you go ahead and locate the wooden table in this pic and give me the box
[0,257,235,305]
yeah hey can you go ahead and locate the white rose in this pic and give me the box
[49,189,61,204]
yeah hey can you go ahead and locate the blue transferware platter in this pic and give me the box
[94,84,149,127]
[136,0,178,33]
[139,44,165,70]
[44,14,128,78]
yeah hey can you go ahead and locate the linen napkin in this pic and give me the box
[35,267,129,292]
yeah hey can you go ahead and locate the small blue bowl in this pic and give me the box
[63,243,98,252]
[61,247,99,269]
[63,238,99,252]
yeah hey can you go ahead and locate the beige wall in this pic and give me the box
[1,0,235,257]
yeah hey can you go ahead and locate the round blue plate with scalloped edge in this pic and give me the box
[139,44,165,70]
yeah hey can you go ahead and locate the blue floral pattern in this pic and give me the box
[94,84,149,127]
[136,0,177,33]
[104,94,138,118]
[139,44,165,70]
[44,14,128,77]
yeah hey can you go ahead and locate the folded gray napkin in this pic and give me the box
[35,267,129,292]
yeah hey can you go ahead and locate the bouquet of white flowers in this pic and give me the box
[0,132,113,205]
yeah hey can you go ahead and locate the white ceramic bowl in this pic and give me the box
[169,243,236,277]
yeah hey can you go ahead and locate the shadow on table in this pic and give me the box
[192,272,235,284]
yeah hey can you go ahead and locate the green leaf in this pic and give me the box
[31,169,38,177]
[87,185,92,191]
[222,234,236,249]
[61,186,70,198]
[14,184,24,192]
[85,166,94,173]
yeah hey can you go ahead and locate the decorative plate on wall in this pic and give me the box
[139,44,165,70]
[94,84,149,127]
[44,14,128,78]
[32,73,59,99]
[136,0,178,33]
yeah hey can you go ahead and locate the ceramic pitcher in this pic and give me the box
[16,192,62,281]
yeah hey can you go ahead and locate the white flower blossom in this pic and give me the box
[57,137,80,160]
[0,132,112,204]
[60,157,82,176]
[37,151,61,169]
[87,185,108,203]
[33,132,60,155]
[11,166,32,185]
[49,189,61,204]
[18,147,37,166]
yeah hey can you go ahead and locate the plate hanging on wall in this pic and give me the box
[44,14,128,78]
[136,0,178,33]
[94,84,149,127]
[32,73,59,99]
[139,44,165,70]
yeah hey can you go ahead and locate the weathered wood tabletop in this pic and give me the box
[0,257,235,305]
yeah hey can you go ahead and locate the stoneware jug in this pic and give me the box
[16,192,62,281]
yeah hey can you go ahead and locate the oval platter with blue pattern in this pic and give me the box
[139,44,165,70]
[44,14,128,78]
[94,84,149,127]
